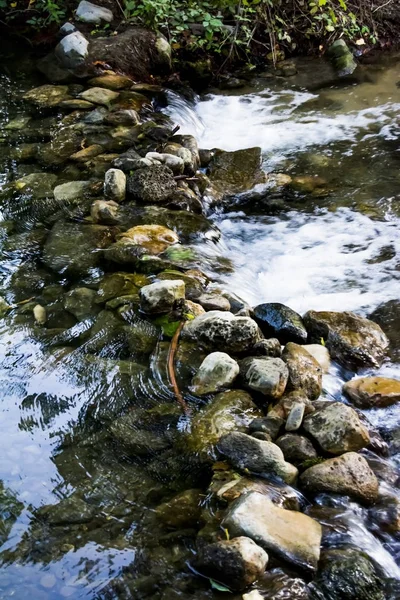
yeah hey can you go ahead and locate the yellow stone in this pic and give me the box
[117,225,179,255]
[343,376,400,408]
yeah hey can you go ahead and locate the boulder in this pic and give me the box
[240,357,288,399]
[139,279,185,314]
[191,352,239,396]
[75,1,113,23]
[222,491,322,572]
[116,224,178,255]
[218,432,298,484]
[23,84,69,108]
[182,311,260,353]
[253,303,307,344]
[369,299,400,362]
[207,147,266,196]
[282,342,322,400]
[276,434,318,465]
[343,377,400,409]
[104,168,126,202]
[303,310,389,370]
[303,402,370,455]
[300,452,379,504]
[126,165,177,203]
[327,39,357,77]
[53,180,90,203]
[79,87,119,106]
[155,488,202,529]
[185,390,260,456]
[194,537,268,591]
[14,173,58,199]
[55,32,89,70]
[302,343,330,373]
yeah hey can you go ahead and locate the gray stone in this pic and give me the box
[191,352,239,396]
[139,279,185,314]
[222,491,322,571]
[182,311,260,353]
[282,342,322,400]
[79,87,119,106]
[300,452,379,505]
[276,433,317,465]
[104,168,126,202]
[327,39,357,77]
[145,152,184,174]
[303,402,370,455]
[91,199,119,225]
[53,181,90,203]
[240,356,288,399]
[64,287,99,321]
[252,338,282,357]
[194,537,268,591]
[218,431,298,484]
[15,173,58,199]
[59,22,76,36]
[76,0,113,23]
[55,32,89,69]
[197,293,231,312]
[285,401,305,431]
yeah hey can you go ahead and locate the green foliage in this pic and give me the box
[0,0,66,28]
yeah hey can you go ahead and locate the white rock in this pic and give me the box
[191,352,239,395]
[55,31,89,69]
[139,280,185,314]
[76,0,113,23]
[303,343,331,373]
[33,304,47,325]
[104,168,126,202]
[145,152,184,174]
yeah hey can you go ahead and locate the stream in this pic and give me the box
[1,47,400,599]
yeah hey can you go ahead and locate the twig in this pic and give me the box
[372,0,394,11]
[167,321,189,414]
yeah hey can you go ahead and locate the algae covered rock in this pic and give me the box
[282,342,322,400]
[117,224,179,255]
[208,147,266,196]
[191,352,239,396]
[303,310,389,369]
[343,376,400,408]
[253,303,307,344]
[155,488,202,529]
[64,287,100,321]
[327,39,357,77]
[23,84,69,108]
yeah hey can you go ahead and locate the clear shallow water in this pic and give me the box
[1,50,400,599]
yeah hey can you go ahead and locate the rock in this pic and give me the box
[139,279,185,314]
[197,293,230,312]
[191,352,239,396]
[23,84,69,108]
[222,491,322,572]
[240,357,288,399]
[155,488,202,529]
[185,390,260,455]
[104,168,126,202]
[207,147,266,196]
[303,310,389,370]
[64,287,99,321]
[109,411,173,456]
[145,152,185,175]
[59,22,76,36]
[105,109,139,126]
[96,272,146,304]
[79,87,119,106]
[183,311,260,354]
[251,338,282,357]
[55,31,89,70]
[91,199,119,224]
[313,548,385,600]
[253,303,307,344]
[126,165,177,203]
[290,175,328,196]
[369,299,400,362]
[14,173,58,199]
[327,39,357,77]
[285,401,305,431]
[170,135,200,173]
[249,415,284,441]
[33,304,47,325]
[302,343,330,373]
[117,224,179,255]
[300,452,379,504]
[70,144,103,161]
[218,432,298,484]
[88,74,133,90]
[38,125,84,166]
[5,115,31,130]
[282,342,322,400]
[75,0,113,23]
[276,434,318,465]
[303,402,370,455]
[343,377,400,409]
[194,537,268,591]
[53,180,90,203]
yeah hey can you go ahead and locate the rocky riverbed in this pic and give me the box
[1,7,400,600]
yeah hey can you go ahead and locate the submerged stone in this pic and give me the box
[23,84,69,108]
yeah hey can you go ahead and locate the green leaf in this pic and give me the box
[152,316,180,338]
[210,579,232,592]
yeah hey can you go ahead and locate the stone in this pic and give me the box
[249,415,284,441]
[79,87,119,106]
[222,491,322,572]
[194,537,268,591]
[253,303,307,344]
[285,401,305,431]
[208,147,266,196]
[155,488,202,529]
[303,310,389,370]
[276,434,317,465]
[105,109,139,126]
[88,74,133,90]
[218,432,298,484]
[126,165,177,203]
[191,352,239,396]
[369,299,400,362]
[33,304,47,325]
[59,99,94,109]
[251,338,282,357]
[303,402,370,455]
[313,548,385,600]
[14,173,58,199]
[55,31,89,69]
[59,22,76,36]
[185,390,260,455]
[145,152,185,175]
[23,84,69,108]
[96,272,145,304]
[302,343,330,373]
[104,168,126,202]
[91,199,119,225]
[327,39,357,77]
[70,144,103,161]
[117,224,179,255]
[290,175,328,196]
[5,115,31,130]
[197,293,230,312]
[240,357,288,399]
[53,181,90,203]
[300,452,379,504]
[282,342,322,400]
[343,377,400,409]
[75,0,113,23]
[64,287,99,321]
[139,279,185,314]
[170,134,200,173]
[183,311,260,354]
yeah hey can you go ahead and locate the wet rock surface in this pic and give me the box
[343,376,400,408]
[253,303,307,344]
[182,311,260,353]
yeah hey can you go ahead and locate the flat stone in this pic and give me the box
[300,452,379,505]
[191,352,239,396]
[70,144,103,161]
[303,402,370,455]
[252,338,282,357]
[76,0,113,23]
[55,31,89,69]
[253,303,307,344]
[53,181,90,203]
[222,491,322,572]
[88,74,133,90]
[117,224,178,255]
[240,356,288,399]
[183,311,260,353]
[343,377,400,408]
[282,342,322,400]
[139,279,185,314]
[197,293,231,312]
[23,84,69,108]
[79,87,119,106]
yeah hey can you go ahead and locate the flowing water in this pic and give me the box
[1,46,400,599]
